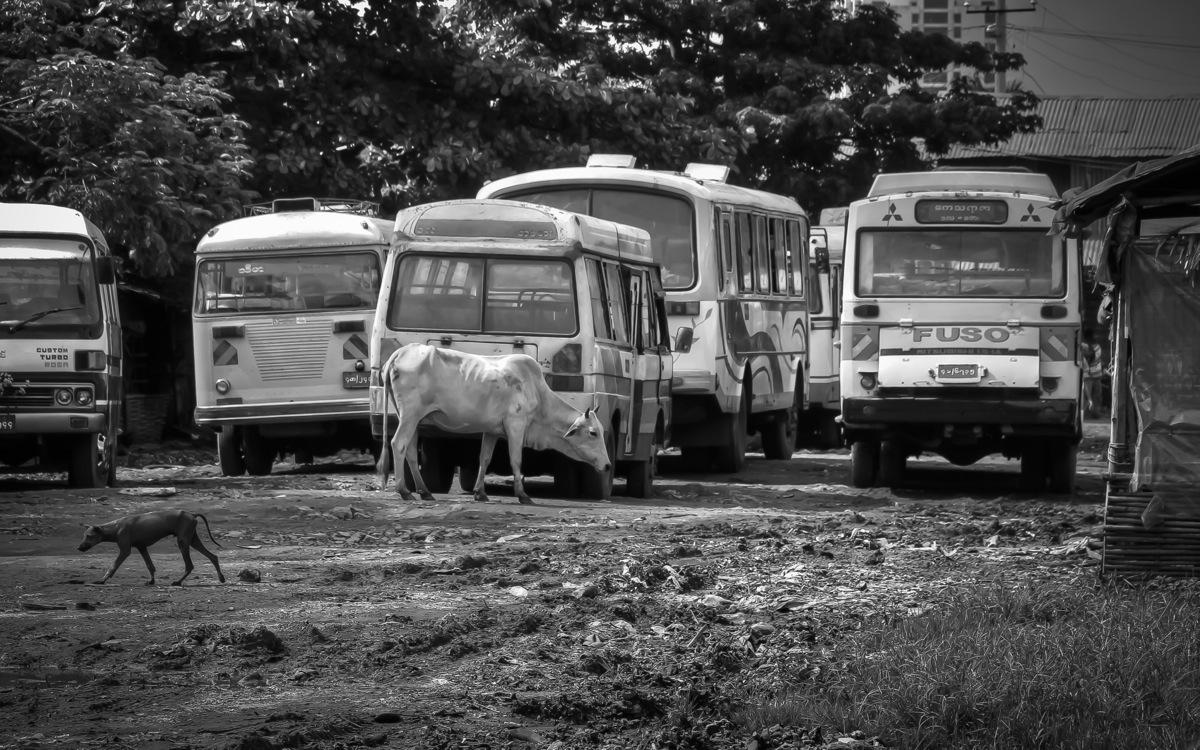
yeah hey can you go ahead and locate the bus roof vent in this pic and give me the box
[244,197,380,217]
[683,163,730,183]
[586,154,638,168]
[868,171,1057,199]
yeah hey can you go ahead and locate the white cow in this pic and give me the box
[376,343,610,504]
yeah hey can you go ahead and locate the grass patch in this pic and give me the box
[742,581,1200,749]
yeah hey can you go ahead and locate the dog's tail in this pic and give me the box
[195,513,223,549]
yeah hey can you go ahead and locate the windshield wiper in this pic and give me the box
[5,306,82,334]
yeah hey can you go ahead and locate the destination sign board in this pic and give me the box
[914,200,1008,224]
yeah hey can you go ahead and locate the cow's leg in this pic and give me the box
[473,435,498,503]
[405,440,437,502]
[504,424,533,505]
[387,412,420,502]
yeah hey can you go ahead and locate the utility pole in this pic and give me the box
[962,0,1037,94]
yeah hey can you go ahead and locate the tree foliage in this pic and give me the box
[0,0,1041,278]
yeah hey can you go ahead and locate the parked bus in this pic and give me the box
[192,198,392,475]
[0,203,122,487]
[839,169,1083,491]
[478,155,810,472]
[797,207,846,449]
[368,198,673,499]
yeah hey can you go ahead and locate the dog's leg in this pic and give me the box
[136,545,156,586]
[189,535,225,583]
[97,543,132,584]
[172,536,195,586]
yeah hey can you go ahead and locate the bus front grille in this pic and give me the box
[245,320,332,381]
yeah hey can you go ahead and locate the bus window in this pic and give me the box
[770,217,787,293]
[603,262,630,345]
[754,215,770,293]
[736,212,753,292]
[626,270,645,349]
[586,259,611,339]
[391,256,483,331]
[787,220,805,296]
[719,213,735,290]
[195,252,381,314]
[484,259,576,334]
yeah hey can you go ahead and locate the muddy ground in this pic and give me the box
[0,426,1112,750]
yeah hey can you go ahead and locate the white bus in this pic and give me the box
[798,207,846,449]
[840,169,1083,491]
[0,203,122,487]
[368,199,673,499]
[478,155,811,472]
[192,198,392,475]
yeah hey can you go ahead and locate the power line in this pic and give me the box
[1011,30,1144,96]
[1038,3,1189,72]
[1011,25,1200,52]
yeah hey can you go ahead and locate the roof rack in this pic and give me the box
[243,197,380,217]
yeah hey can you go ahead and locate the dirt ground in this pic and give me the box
[0,425,1111,750]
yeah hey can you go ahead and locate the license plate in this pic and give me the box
[0,414,14,431]
[342,371,370,389]
[937,364,979,380]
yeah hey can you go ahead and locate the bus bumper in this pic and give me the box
[842,397,1077,429]
[195,400,368,426]
[0,412,107,434]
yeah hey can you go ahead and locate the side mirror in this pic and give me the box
[96,257,116,285]
[674,326,694,354]
[810,231,830,273]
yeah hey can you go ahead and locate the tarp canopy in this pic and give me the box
[1056,143,1200,227]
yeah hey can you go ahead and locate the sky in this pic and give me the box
[998,0,1200,97]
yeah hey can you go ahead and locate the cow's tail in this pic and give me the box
[377,354,392,488]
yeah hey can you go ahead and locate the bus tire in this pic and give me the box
[581,424,616,500]
[625,430,661,499]
[1019,442,1047,492]
[760,411,794,460]
[68,432,112,489]
[419,440,455,493]
[1047,440,1077,494]
[849,439,879,488]
[878,439,906,488]
[819,413,842,449]
[715,389,750,473]
[217,427,246,476]
[243,428,274,476]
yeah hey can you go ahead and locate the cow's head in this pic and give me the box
[561,407,611,473]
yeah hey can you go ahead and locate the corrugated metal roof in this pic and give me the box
[939,97,1200,160]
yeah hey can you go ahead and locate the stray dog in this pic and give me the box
[77,510,226,586]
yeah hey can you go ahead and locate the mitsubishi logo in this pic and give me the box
[1019,204,1041,222]
[883,203,903,222]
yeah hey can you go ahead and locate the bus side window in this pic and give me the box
[649,272,671,351]
[770,217,787,294]
[736,212,753,292]
[787,220,805,297]
[603,263,630,345]
[719,212,735,291]
[586,258,611,339]
[625,268,644,349]
[754,215,770,293]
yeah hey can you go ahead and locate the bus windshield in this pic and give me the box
[506,187,695,290]
[855,229,1063,298]
[0,239,102,338]
[194,251,381,314]
[389,255,577,335]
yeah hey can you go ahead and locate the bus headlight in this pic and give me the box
[215,378,231,395]
[860,373,877,391]
[74,388,94,406]
[55,388,73,406]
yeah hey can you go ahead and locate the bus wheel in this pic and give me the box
[419,440,455,493]
[1019,442,1047,492]
[819,413,842,449]
[715,389,750,473]
[217,427,246,476]
[581,426,615,500]
[760,411,794,460]
[68,432,111,488]
[878,439,906,488]
[849,439,879,488]
[243,428,274,476]
[625,432,661,499]
[1047,440,1078,494]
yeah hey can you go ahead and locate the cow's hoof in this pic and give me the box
[419,491,437,502]
[473,493,490,503]
[143,580,156,587]
[92,579,107,585]
[518,496,534,505]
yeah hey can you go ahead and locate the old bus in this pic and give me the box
[798,207,846,449]
[369,199,673,499]
[840,170,1083,491]
[192,198,392,475]
[478,155,810,472]
[0,203,122,487]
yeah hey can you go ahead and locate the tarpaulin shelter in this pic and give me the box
[1056,143,1200,576]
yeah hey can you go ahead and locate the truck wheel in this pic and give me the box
[1019,442,1047,492]
[217,427,246,476]
[418,440,455,493]
[760,410,794,460]
[715,389,750,473]
[68,432,111,488]
[849,439,879,488]
[624,432,661,498]
[1047,440,1078,494]
[581,426,615,500]
[242,428,274,476]
[878,439,906,488]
